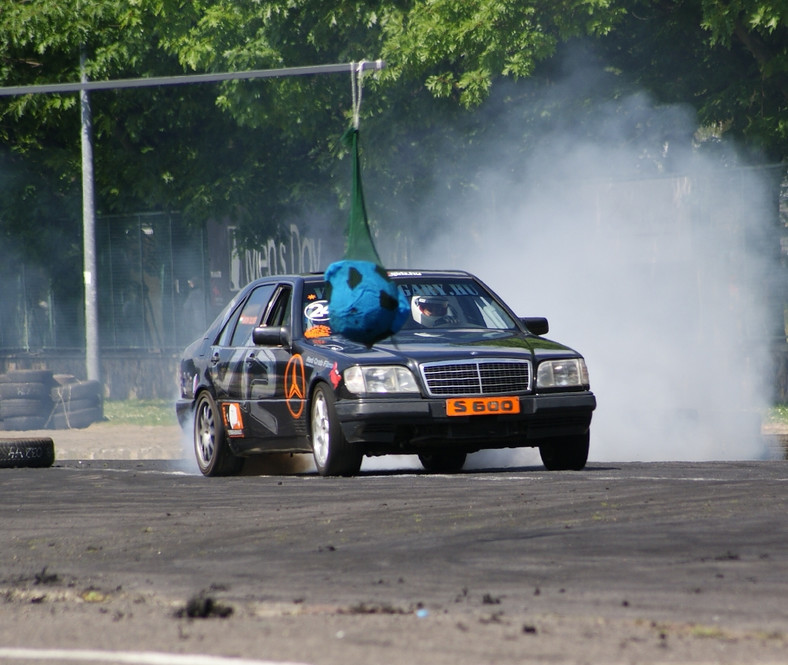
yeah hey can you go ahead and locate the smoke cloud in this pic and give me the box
[389,52,781,463]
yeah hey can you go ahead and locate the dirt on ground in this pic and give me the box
[2,421,321,474]
[1,421,787,665]
[2,420,787,463]
[761,421,788,458]
[2,423,187,461]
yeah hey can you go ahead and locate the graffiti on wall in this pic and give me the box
[229,224,324,291]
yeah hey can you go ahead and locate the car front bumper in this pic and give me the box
[335,391,596,453]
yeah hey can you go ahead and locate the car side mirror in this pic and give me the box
[252,325,292,348]
[520,317,549,336]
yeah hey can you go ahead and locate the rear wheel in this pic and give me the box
[418,450,467,473]
[310,384,362,477]
[539,431,589,471]
[194,392,243,476]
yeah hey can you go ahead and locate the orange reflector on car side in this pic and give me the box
[222,402,245,437]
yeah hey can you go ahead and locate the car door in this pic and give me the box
[210,283,276,407]
[251,284,310,443]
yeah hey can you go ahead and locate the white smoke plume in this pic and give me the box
[391,62,781,463]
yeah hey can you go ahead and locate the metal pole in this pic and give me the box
[80,51,100,382]
[0,60,385,96]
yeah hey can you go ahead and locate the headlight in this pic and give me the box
[537,358,589,389]
[344,366,420,395]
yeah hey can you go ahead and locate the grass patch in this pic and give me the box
[102,399,177,427]
[766,404,788,426]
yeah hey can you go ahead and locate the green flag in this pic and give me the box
[342,126,382,264]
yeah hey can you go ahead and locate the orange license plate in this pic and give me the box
[446,396,520,416]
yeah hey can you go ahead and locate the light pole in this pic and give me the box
[80,51,99,381]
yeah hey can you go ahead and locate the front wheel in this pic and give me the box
[310,384,362,477]
[539,431,589,471]
[193,392,244,476]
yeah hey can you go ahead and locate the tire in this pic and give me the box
[50,397,101,414]
[0,398,51,419]
[310,384,362,477]
[193,392,244,477]
[539,431,590,471]
[0,437,55,468]
[6,369,54,384]
[418,450,467,473]
[0,381,52,400]
[1,416,49,431]
[51,380,102,402]
[49,406,103,430]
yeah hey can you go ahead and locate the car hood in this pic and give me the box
[304,329,582,363]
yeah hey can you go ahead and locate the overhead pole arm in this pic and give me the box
[0,60,386,97]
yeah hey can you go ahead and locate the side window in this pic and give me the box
[215,304,243,347]
[265,287,292,327]
[228,285,276,347]
[475,297,516,329]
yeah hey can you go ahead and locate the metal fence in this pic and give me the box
[1,167,786,396]
[0,211,209,354]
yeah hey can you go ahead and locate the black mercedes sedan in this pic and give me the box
[176,270,596,476]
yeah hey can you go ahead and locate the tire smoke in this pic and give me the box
[395,63,781,463]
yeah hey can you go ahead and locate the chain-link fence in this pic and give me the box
[0,211,209,354]
[1,167,786,401]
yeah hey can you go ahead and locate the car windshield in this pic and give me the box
[301,276,518,339]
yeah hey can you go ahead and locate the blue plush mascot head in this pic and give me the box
[324,260,409,347]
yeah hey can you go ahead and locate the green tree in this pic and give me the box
[1,0,786,255]
[598,0,788,161]
[378,0,623,107]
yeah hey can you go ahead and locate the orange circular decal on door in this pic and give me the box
[285,354,306,418]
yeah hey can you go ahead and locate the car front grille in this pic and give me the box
[420,359,532,397]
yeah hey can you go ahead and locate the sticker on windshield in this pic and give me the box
[398,282,480,297]
[304,299,331,338]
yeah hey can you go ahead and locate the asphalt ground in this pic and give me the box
[1,444,787,665]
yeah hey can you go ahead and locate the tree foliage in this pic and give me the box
[0,0,786,264]
[598,0,788,162]
[379,0,622,107]
[699,0,788,160]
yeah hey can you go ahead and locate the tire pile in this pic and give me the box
[0,369,103,431]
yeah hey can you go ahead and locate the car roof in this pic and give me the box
[244,269,475,287]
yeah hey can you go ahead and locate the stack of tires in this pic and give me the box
[49,375,103,429]
[0,370,57,431]
[0,370,103,431]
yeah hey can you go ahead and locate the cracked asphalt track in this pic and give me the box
[1,456,787,664]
